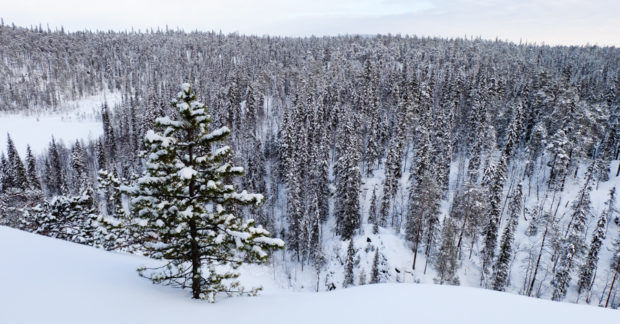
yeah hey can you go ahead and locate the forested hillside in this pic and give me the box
[0,24,618,307]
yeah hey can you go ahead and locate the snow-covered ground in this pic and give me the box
[278,154,620,302]
[0,226,617,324]
[0,91,121,156]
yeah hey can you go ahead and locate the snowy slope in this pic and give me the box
[0,226,617,324]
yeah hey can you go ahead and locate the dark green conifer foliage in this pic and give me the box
[6,134,29,190]
[127,84,284,302]
[492,184,522,291]
[25,145,41,190]
[370,249,381,284]
[344,239,355,288]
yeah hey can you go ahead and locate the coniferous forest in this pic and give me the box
[0,24,619,307]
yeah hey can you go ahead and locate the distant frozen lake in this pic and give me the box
[0,91,121,157]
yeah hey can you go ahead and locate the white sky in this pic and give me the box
[1,0,618,46]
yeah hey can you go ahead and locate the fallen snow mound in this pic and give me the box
[0,226,616,324]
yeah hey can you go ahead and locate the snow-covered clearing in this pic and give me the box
[0,91,121,156]
[0,226,617,324]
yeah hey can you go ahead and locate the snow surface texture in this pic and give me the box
[0,226,617,324]
[0,91,121,156]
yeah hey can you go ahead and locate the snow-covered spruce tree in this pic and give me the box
[96,169,133,251]
[381,126,404,226]
[604,187,617,226]
[70,140,89,193]
[126,84,284,302]
[369,186,379,234]
[430,98,454,191]
[101,102,116,157]
[466,89,488,184]
[576,187,615,300]
[46,137,67,196]
[364,77,381,172]
[25,145,41,191]
[608,230,620,308]
[594,124,615,182]
[546,129,571,192]
[491,184,522,291]
[480,107,519,286]
[0,153,10,192]
[576,208,605,298]
[98,169,124,218]
[406,129,441,273]
[551,164,594,301]
[29,189,99,244]
[308,194,325,290]
[370,249,381,284]
[343,239,355,288]
[6,134,29,191]
[305,193,323,265]
[434,217,460,285]
[334,114,361,240]
[358,269,367,286]
[96,139,107,171]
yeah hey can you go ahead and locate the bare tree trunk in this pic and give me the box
[606,258,620,308]
[190,218,201,299]
[586,270,596,304]
[456,211,469,259]
[188,139,201,299]
[316,267,320,292]
[521,249,535,294]
[412,227,421,271]
[423,229,434,275]
[528,224,548,297]
[468,232,477,260]
[499,175,515,228]
[599,278,609,306]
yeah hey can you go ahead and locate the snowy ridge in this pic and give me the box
[0,226,617,324]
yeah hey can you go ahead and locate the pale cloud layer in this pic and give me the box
[1,0,618,46]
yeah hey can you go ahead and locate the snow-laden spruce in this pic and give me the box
[124,84,283,302]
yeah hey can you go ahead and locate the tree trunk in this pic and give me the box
[468,232,477,260]
[189,218,201,299]
[456,210,469,260]
[586,270,596,304]
[412,222,422,271]
[188,135,201,299]
[316,267,320,292]
[528,224,548,296]
[606,258,620,308]
[424,236,433,275]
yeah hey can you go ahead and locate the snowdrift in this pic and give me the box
[0,226,617,324]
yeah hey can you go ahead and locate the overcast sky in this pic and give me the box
[2,0,618,46]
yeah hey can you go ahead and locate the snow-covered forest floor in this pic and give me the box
[1,225,617,324]
[274,157,620,302]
